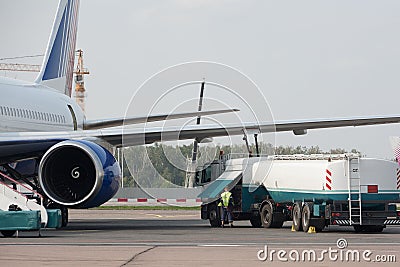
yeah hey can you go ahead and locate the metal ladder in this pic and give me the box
[347,155,362,225]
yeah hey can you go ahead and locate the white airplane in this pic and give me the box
[1,0,400,226]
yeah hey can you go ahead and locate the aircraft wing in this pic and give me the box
[2,114,400,159]
[105,114,400,147]
[83,108,239,130]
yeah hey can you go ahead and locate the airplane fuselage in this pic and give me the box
[0,77,84,133]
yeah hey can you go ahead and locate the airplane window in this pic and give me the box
[0,107,3,115]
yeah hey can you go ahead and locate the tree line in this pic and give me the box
[119,143,360,188]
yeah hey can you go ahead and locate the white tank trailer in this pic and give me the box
[200,154,400,232]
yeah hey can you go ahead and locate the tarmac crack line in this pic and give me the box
[120,246,156,266]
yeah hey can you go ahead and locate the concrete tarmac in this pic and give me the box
[1,209,399,266]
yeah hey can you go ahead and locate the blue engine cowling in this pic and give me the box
[38,140,121,208]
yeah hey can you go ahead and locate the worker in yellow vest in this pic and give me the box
[218,187,234,227]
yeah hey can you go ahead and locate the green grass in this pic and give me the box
[92,205,201,211]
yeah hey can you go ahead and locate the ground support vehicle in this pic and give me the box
[200,154,400,232]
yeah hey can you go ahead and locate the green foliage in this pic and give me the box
[118,143,360,188]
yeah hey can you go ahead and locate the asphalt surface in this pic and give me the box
[1,209,400,266]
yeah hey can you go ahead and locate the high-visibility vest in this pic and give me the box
[220,191,232,207]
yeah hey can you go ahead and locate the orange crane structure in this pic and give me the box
[73,49,90,113]
[0,50,89,113]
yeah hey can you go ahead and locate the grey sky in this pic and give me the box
[1,0,400,159]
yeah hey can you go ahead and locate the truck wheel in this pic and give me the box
[301,204,312,232]
[250,215,262,228]
[1,230,16,237]
[292,203,303,231]
[260,203,274,228]
[208,204,221,227]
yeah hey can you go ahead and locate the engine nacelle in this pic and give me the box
[38,140,121,208]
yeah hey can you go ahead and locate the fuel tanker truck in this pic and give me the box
[199,154,400,232]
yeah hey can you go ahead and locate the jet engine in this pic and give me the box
[38,140,121,208]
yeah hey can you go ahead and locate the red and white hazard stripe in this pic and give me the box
[326,169,332,190]
[114,198,202,206]
[397,168,400,190]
